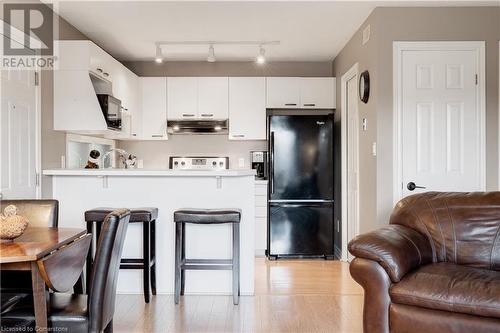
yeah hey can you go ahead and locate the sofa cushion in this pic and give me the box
[390,263,500,318]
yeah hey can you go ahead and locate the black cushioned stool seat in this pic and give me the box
[174,209,241,305]
[85,207,158,303]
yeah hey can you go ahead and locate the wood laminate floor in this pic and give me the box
[113,258,364,333]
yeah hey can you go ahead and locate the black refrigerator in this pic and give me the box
[267,111,334,259]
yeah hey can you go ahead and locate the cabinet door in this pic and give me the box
[167,77,197,120]
[300,78,336,109]
[141,77,168,140]
[266,77,300,108]
[229,77,266,140]
[126,71,142,139]
[198,77,228,119]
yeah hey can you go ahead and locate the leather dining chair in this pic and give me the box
[0,209,131,333]
[1,200,59,292]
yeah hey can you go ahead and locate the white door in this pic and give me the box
[400,46,484,197]
[167,77,197,120]
[228,77,266,140]
[141,77,167,140]
[198,77,228,120]
[346,75,359,262]
[1,68,38,199]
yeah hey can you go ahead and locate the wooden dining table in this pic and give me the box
[0,227,90,330]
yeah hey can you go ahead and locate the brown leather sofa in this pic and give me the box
[348,192,500,333]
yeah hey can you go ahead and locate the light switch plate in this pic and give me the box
[372,142,377,156]
[362,25,371,45]
[238,158,245,168]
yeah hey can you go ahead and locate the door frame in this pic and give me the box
[0,20,42,198]
[340,62,359,262]
[393,41,486,204]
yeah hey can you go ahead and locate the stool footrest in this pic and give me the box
[120,258,156,270]
[181,259,233,271]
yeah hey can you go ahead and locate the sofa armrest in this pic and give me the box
[348,225,432,282]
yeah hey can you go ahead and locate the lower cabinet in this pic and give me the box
[255,181,268,255]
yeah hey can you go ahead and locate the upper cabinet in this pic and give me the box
[266,77,301,108]
[229,77,266,140]
[266,77,336,109]
[167,77,229,120]
[141,77,168,140]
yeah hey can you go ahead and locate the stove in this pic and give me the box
[169,156,229,170]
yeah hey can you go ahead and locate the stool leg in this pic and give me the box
[143,221,151,303]
[150,220,157,296]
[232,223,240,305]
[180,222,186,296]
[86,221,94,293]
[174,222,182,304]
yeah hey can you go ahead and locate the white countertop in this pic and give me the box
[43,168,256,177]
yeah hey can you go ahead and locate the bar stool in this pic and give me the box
[84,207,158,303]
[173,209,241,305]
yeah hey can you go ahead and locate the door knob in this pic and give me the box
[407,182,426,191]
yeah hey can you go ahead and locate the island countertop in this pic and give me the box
[45,168,256,296]
[43,168,256,177]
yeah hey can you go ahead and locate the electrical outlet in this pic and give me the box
[362,118,367,131]
[238,158,245,168]
[372,142,377,157]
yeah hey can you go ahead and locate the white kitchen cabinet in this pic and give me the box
[198,77,228,119]
[167,77,198,120]
[167,77,228,120]
[266,77,300,108]
[255,180,268,255]
[229,77,266,140]
[141,77,168,140]
[266,77,336,109]
[300,78,336,109]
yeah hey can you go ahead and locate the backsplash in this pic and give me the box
[118,135,267,169]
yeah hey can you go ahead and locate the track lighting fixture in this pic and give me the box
[152,40,279,63]
[256,46,266,64]
[155,45,163,63]
[207,44,216,63]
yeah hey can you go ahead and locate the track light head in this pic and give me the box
[256,46,266,64]
[155,45,163,63]
[207,44,216,63]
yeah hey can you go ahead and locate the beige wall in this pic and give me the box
[119,61,333,169]
[332,7,500,232]
[41,15,89,197]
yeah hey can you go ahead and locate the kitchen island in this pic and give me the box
[43,169,256,295]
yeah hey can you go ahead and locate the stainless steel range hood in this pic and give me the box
[167,119,228,135]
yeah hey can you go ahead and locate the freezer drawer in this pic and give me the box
[269,203,333,257]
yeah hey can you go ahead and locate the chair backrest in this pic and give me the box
[88,209,130,332]
[390,192,500,271]
[0,200,58,227]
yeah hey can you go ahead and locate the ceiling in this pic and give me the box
[50,1,499,62]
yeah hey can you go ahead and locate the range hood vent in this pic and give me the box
[167,119,228,135]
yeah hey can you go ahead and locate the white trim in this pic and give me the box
[498,41,500,190]
[393,41,486,203]
[340,62,358,262]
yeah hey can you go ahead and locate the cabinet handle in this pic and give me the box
[303,103,316,107]
[182,114,195,117]
[285,103,297,106]
[151,135,163,138]
[232,134,245,138]
[132,134,137,136]
[201,113,214,117]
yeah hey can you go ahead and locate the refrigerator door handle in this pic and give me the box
[270,131,275,194]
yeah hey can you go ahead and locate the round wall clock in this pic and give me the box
[359,70,370,104]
